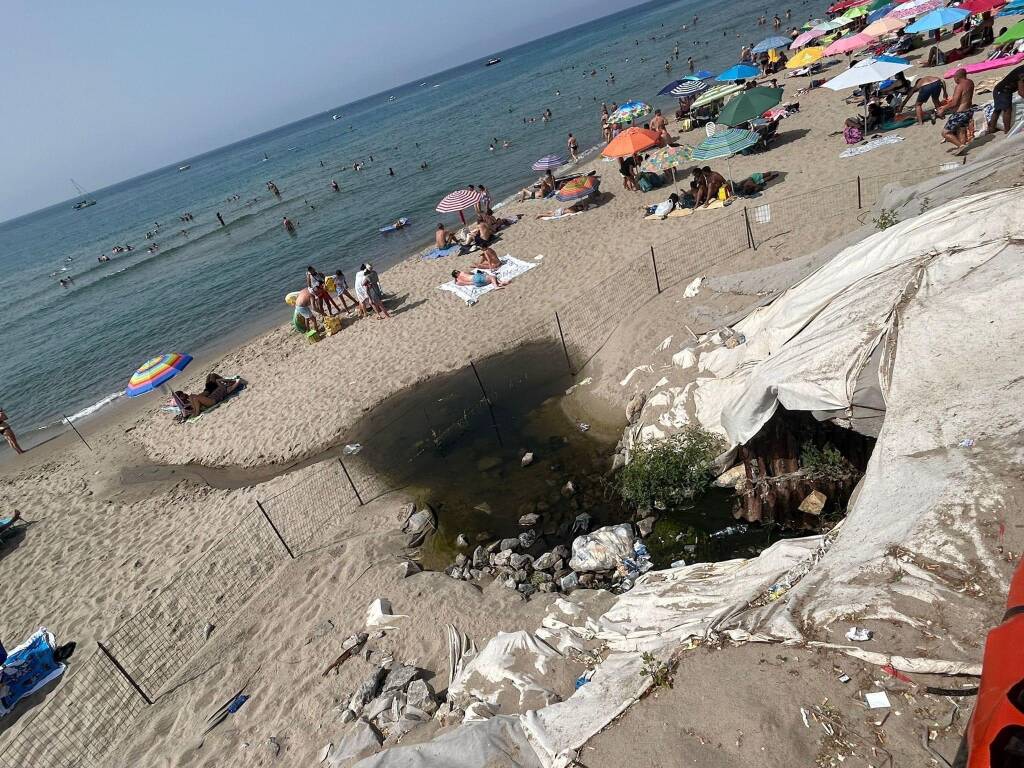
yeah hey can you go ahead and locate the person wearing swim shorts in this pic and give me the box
[906,76,947,125]
[988,63,1024,134]
[0,409,24,454]
[293,288,321,332]
[937,68,975,154]
[451,270,506,289]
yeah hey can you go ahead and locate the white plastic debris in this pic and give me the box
[845,627,873,642]
[683,275,704,298]
[959,438,976,448]
[342,443,362,455]
[865,691,891,709]
[366,599,408,630]
[569,524,636,572]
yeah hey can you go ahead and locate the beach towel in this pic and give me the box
[839,135,904,158]
[438,256,539,305]
[539,210,582,221]
[876,118,916,132]
[0,628,66,718]
[421,245,462,260]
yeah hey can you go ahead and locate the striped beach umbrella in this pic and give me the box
[691,83,745,109]
[888,0,943,18]
[532,154,564,171]
[690,128,760,161]
[125,353,192,397]
[555,176,600,202]
[436,187,481,223]
[608,100,652,124]
[670,78,710,97]
[640,145,693,173]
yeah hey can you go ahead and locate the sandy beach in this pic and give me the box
[2,31,1024,768]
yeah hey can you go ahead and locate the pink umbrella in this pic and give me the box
[790,27,829,49]
[823,32,878,56]
[436,187,482,224]
[888,0,944,19]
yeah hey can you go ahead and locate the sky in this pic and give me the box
[1,0,649,222]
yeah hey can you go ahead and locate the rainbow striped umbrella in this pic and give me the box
[532,154,564,171]
[555,175,600,202]
[125,353,192,397]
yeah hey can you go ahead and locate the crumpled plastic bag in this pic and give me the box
[366,598,408,630]
[568,524,636,573]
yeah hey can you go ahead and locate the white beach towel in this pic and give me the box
[539,210,582,221]
[438,255,539,305]
[839,135,905,158]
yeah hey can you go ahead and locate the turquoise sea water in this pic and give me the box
[0,0,824,438]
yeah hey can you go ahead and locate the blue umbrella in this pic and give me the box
[716,63,761,82]
[867,4,894,22]
[690,128,760,161]
[904,7,969,32]
[685,69,715,80]
[752,36,792,53]
[658,79,687,96]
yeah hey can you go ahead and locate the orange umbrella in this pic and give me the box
[601,127,660,158]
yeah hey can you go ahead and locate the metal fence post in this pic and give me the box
[857,176,863,210]
[554,311,575,376]
[650,246,662,294]
[469,360,504,448]
[62,413,92,451]
[743,207,757,251]
[97,642,153,706]
[255,500,295,559]
[338,458,364,506]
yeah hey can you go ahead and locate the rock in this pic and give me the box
[499,538,520,552]
[339,708,356,724]
[637,516,657,538]
[474,502,493,514]
[518,583,537,596]
[472,546,488,568]
[405,679,438,716]
[799,490,827,515]
[578,573,598,588]
[625,392,647,424]
[396,502,415,523]
[518,530,538,549]
[500,576,518,590]
[401,505,436,547]
[454,553,468,568]
[476,456,502,471]
[468,568,482,580]
[515,568,529,583]
[347,667,386,717]
[571,513,592,534]
[559,572,580,592]
[319,743,332,763]
[400,560,422,578]
[486,540,503,553]
[552,544,571,560]
[532,552,559,571]
[521,452,534,467]
[204,622,216,641]
[538,582,557,593]
[456,534,470,548]
[493,550,514,567]
[382,664,419,694]
[714,465,748,489]
[363,692,395,721]
[329,719,382,766]
[509,553,533,570]
[519,513,540,527]
[530,570,552,583]
[561,480,576,497]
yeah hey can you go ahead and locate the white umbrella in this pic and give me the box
[824,56,912,134]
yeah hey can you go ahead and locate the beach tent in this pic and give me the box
[904,7,970,32]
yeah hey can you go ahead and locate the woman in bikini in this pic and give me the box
[0,410,23,454]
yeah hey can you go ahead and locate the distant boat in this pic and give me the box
[177,164,191,172]
[486,58,502,66]
[332,114,342,120]
[70,178,95,210]
[388,95,397,102]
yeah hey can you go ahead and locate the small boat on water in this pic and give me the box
[486,58,502,66]
[178,164,191,172]
[70,178,95,210]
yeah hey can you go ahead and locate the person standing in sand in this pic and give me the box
[987,63,1024,134]
[649,110,671,146]
[906,76,947,125]
[0,409,24,454]
[937,68,975,154]
[363,264,391,320]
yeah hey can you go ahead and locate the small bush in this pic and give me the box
[641,651,673,689]
[800,442,853,480]
[873,208,900,230]
[620,425,725,509]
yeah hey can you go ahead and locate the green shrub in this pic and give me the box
[620,425,725,509]
[640,651,673,689]
[800,442,852,480]
[873,208,900,230]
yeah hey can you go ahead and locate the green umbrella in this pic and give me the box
[716,87,785,127]
[995,19,1024,45]
[691,83,745,109]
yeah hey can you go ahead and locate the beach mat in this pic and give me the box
[840,135,904,158]
[644,198,726,220]
[539,210,582,221]
[421,245,462,260]
[439,255,539,305]
[877,118,916,132]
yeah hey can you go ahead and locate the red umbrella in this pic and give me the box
[960,0,1005,13]
[436,187,481,224]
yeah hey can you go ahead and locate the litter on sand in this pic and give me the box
[865,691,891,709]
[342,443,362,455]
[845,626,873,642]
[959,438,976,447]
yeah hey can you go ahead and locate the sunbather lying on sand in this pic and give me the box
[734,171,779,195]
[535,200,591,219]
[517,171,556,201]
[471,247,502,270]
[174,374,246,420]
[451,269,507,289]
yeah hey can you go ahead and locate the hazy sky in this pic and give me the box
[1,0,648,221]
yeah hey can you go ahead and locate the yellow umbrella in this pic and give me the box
[863,17,908,36]
[787,47,825,69]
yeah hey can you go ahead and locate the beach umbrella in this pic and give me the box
[867,4,896,22]
[994,18,1024,42]
[752,36,792,53]
[960,0,1005,12]
[843,4,872,18]
[791,27,829,48]
[888,0,944,18]
[716,63,761,81]
[864,16,908,35]
[823,55,911,90]
[555,176,599,202]
[640,145,693,173]
[905,7,970,31]
[607,100,652,124]
[601,127,660,158]
[816,17,854,31]
[690,128,760,161]
[687,69,715,80]
[436,187,481,224]
[716,87,785,126]
[670,78,711,97]
[691,82,746,108]
[658,79,688,96]
[125,353,192,397]
[787,47,825,68]
[823,32,878,56]
[532,154,564,171]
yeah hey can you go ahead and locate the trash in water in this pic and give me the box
[845,627,873,642]
[710,524,749,539]
[865,691,891,709]
[958,438,976,448]
[670,558,687,568]
[342,443,362,455]
[577,422,590,432]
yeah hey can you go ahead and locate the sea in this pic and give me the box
[0,0,826,443]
